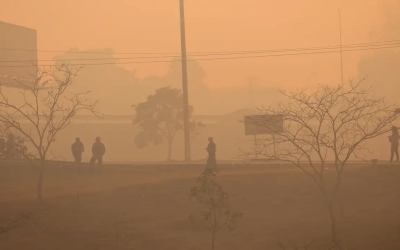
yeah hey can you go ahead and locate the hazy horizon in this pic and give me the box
[2,0,400,115]
[2,2,400,249]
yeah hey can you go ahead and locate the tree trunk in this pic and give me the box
[212,196,217,250]
[37,160,45,202]
[212,214,217,250]
[167,139,172,161]
[211,230,216,250]
[327,203,338,245]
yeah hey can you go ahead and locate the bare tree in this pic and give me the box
[190,169,243,250]
[272,238,351,250]
[241,79,399,244]
[0,128,35,161]
[0,213,31,236]
[0,64,101,201]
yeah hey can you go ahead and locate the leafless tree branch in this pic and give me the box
[0,64,101,200]
[239,79,399,243]
[0,213,31,235]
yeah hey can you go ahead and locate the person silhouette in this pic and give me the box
[71,137,84,170]
[90,137,106,170]
[206,137,218,172]
[389,126,399,163]
[5,134,16,160]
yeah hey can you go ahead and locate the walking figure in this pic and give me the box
[90,137,105,170]
[71,137,84,170]
[389,126,399,163]
[206,137,218,172]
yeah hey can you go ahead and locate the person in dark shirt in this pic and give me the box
[5,134,16,160]
[90,137,106,169]
[206,137,218,172]
[389,126,399,163]
[71,137,84,169]
[0,138,5,153]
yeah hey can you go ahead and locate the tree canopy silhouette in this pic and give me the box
[133,86,200,161]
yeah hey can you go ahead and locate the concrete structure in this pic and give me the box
[0,21,37,88]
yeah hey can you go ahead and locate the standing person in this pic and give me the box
[90,137,105,170]
[5,134,16,160]
[0,138,6,159]
[71,137,84,170]
[389,126,400,163]
[206,137,218,172]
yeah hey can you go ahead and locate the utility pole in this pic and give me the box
[338,9,344,88]
[179,0,191,161]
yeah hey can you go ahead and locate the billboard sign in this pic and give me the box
[0,21,37,88]
[244,115,284,135]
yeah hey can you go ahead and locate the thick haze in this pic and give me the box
[2,3,400,249]
[358,0,400,104]
[2,0,398,115]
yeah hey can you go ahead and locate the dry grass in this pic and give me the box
[0,163,399,250]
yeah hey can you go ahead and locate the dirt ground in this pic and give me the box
[0,163,399,250]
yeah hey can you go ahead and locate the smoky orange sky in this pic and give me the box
[1,0,399,114]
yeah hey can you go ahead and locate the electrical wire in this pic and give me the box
[1,40,400,63]
[0,38,399,57]
[0,42,399,67]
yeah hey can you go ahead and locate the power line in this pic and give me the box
[339,9,344,92]
[1,40,400,63]
[0,38,400,57]
[196,39,400,56]
[0,48,177,55]
[0,43,399,68]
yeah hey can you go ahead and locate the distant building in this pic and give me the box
[0,21,37,88]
